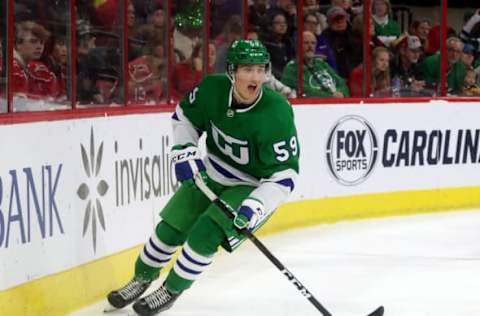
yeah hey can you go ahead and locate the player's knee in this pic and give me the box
[187,216,224,255]
[155,221,188,246]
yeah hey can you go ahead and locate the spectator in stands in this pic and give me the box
[147,2,165,33]
[46,34,68,101]
[462,68,480,96]
[247,29,259,40]
[421,37,466,95]
[248,0,270,38]
[303,13,322,43]
[316,6,356,79]
[94,0,119,31]
[172,42,216,99]
[350,0,363,19]
[127,0,146,61]
[76,19,100,104]
[424,25,456,56]
[128,54,163,104]
[215,15,243,73]
[461,43,476,69]
[134,2,166,45]
[350,13,384,68]
[127,0,136,29]
[304,0,328,34]
[88,47,121,104]
[281,31,349,98]
[261,11,295,79]
[372,0,400,47]
[269,0,297,38]
[370,46,391,96]
[173,3,202,62]
[460,9,480,52]
[0,38,3,76]
[143,36,165,61]
[409,18,431,55]
[13,20,59,99]
[330,0,353,15]
[390,34,430,96]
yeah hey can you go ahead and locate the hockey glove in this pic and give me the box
[233,199,266,231]
[171,144,206,183]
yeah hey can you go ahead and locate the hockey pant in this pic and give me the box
[135,179,263,293]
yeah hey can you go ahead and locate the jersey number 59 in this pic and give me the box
[273,136,298,162]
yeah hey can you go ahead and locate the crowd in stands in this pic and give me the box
[251,0,480,98]
[3,0,480,111]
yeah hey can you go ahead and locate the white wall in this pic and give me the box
[1,101,480,290]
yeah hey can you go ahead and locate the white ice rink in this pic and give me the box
[71,210,480,316]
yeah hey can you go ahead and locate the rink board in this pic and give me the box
[1,101,480,316]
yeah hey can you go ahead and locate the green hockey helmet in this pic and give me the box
[226,39,271,77]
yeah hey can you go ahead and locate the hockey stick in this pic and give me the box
[193,174,384,316]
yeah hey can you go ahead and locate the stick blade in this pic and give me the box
[366,306,384,316]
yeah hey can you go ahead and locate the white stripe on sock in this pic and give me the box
[140,233,178,268]
[173,243,213,281]
[184,243,213,264]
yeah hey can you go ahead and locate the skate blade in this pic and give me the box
[103,302,119,313]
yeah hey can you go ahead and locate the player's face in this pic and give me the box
[234,64,266,103]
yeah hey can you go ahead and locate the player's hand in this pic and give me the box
[233,199,265,230]
[171,144,206,183]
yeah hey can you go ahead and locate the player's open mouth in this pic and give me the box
[248,84,257,93]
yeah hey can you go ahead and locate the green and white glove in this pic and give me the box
[171,144,206,185]
[233,199,266,231]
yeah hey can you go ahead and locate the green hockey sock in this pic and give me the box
[165,215,225,293]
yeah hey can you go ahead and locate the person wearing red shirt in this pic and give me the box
[14,21,59,100]
[128,55,164,104]
[172,43,216,99]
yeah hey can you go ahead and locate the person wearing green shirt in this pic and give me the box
[105,39,300,316]
[421,37,467,95]
[372,0,401,46]
[281,30,349,97]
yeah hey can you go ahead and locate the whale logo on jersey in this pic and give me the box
[326,115,378,186]
[211,122,250,165]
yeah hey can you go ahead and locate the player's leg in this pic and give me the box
[106,181,211,309]
[132,184,255,315]
[132,214,224,315]
[106,221,186,309]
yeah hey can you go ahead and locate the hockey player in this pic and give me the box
[106,39,300,316]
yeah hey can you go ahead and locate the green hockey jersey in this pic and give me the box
[172,74,300,214]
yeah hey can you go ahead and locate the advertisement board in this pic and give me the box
[1,101,480,291]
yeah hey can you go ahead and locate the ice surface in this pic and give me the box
[71,210,480,316]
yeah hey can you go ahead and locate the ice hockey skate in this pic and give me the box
[104,277,152,311]
[132,283,180,316]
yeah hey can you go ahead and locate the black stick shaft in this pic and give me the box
[194,175,383,316]
[210,198,332,316]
